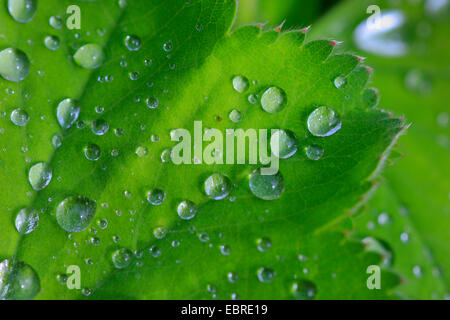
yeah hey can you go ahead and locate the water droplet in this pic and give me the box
[257,267,275,283]
[400,232,410,243]
[28,162,52,190]
[147,188,166,205]
[124,35,142,51]
[249,168,284,200]
[260,86,287,114]
[177,200,198,220]
[307,106,341,137]
[0,259,40,300]
[0,48,30,82]
[84,143,101,161]
[49,15,63,29]
[229,109,242,123]
[44,35,60,50]
[227,272,239,283]
[7,0,37,23]
[377,212,391,225]
[135,146,148,158]
[199,232,210,242]
[52,134,62,148]
[56,196,97,232]
[112,248,133,269]
[248,93,258,104]
[334,74,347,89]
[232,75,249,93]
[56,273,67,285]
[413,265,423,278]
[149,245,161,257]
[291,280,317,300]
[73,44,105,69]
[256,237,272,252]
[354,10,408,57]
[56,98,80,129]
[270,129,298,159]
[204,173,232,200]
[404,69,432,94]
[163,40,173,52]
[153,226,167,239]
[146,96,159,109]
[220,244,231,255]
[15,208,39,234]
[362,237,394,267]
[304,144,324,161]
[91,119,109,135]
[10,108,29,126]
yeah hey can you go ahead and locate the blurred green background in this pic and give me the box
[237,0,450,299]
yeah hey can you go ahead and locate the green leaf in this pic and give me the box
[0,0,403,299]
[312,0,450,298]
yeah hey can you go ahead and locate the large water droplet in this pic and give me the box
[307,106,341,137]
[147,188,166,205]
[28,162,52,190]
[257,267,275,283]
[0,259,40,300]
[249,168,284,200]
[124,35,142,51]
[260,86,287,114]
[57,98,80,129]
[73,44,105,69]
[177,200,198,220]
[15,208,39,234]
[7,0,37,23]
[204,173,232,200]
[270,129,298,159]
[0,48,30,82]
[84,143,101,161]
[305,144,324,160]
[112,248,132,269]
[232,75,249,93]
[353,10,408,57]
[291,280,317,300]
[56,196,97,232]
[10,108,29,126]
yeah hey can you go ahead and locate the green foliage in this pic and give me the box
[0,0,405,299]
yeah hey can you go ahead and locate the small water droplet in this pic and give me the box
[73,44,105,69]
[91,119,109,135]
[28,162,52,190]
[56,196,97,232]
[153,226,167,239]
[84,143,101,161]
[177,200,198,220]
[232,75,249,93]
[204,173,232,200]
[304,144,324,161]
[112,248,133,269]
[10,108,29,126]
[56,98,80,129]
[229,109,242,123]
[124,35,142,51]
[334,74,347,89]
[307,106,341,137]
[257,267,275,283]
[44,35,60,50]
[15,208,39,234]
[256,237,272,252]
[260,86,287,114]
[291,280,317,300]
[146,96,159,109]
[270,130,298,159]
[163,40,173,52]
[147,188,166,205]
[249,168,284,200]
[49,15,63,29]
[135,146,148,158]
